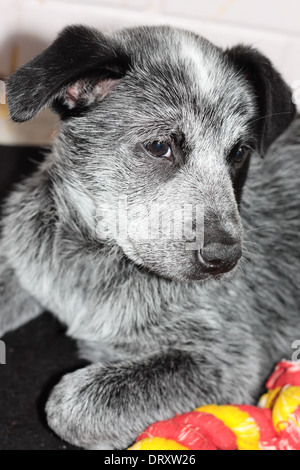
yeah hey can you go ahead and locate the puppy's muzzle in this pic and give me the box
[197,242,242,275]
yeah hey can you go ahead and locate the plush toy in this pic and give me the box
[129,360,300,450]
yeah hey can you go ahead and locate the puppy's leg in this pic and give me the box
[0,254,43,337]
[46,350,260,450]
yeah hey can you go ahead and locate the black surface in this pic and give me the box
[0,145,85,450]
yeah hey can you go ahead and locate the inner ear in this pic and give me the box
[52,76,121,117]
[63,77,121,110]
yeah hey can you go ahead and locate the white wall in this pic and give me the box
[0,0,299,144]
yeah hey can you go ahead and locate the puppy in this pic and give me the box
[1,25,299,449]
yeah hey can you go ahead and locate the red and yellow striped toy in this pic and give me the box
[129,360,300,450]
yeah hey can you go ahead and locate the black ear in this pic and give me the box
[7,25,130,122]
[226,45,296,156]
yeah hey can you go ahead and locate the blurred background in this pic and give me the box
[0,0,300,146]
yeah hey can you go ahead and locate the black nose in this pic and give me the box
[197,242,242,274]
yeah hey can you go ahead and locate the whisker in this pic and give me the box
[244,224,276,234]
[248,111,294,126]
[240,258,250,268]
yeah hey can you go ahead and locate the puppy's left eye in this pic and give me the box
[144,141,172,159]
[229,144,252,165]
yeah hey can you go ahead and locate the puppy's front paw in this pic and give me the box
[46,365,127,449]
[46,351,214,450]
[46,363,159,450]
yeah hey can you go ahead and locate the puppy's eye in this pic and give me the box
[235,146,251,162]
[229,144,251,165]
[144,141,172,158]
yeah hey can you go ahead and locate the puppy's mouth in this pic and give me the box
[187,258,240,282]
[196,250,240,275]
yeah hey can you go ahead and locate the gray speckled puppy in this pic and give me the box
[1,25,299,449]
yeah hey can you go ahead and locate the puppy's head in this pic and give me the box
[7,25,296,282]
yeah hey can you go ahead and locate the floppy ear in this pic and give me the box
[226,45,296,156]
[7,25,130,122]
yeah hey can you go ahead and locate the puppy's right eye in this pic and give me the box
[144,141,172,159]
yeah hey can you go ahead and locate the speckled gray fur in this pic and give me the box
[1,25,299,449]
